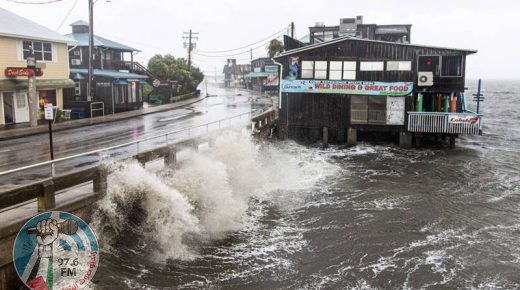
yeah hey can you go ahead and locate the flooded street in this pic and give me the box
[92,80,520,288]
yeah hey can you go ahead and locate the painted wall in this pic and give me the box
[0,36,69,80]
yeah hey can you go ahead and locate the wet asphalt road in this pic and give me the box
[0,83,268,186]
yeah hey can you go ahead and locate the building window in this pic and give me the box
[386,61,412,71]
[360,61,384,71]
[16,93,26,108]
[441,55,463,77]
[74,82,81,96]
[23,40,52,61]
[301,61,314,78]
[329,61,343,80]
[314,61,327,79]
[343,61,356,80]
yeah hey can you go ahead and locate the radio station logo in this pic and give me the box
[13,211,99,290]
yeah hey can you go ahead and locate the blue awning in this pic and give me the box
[113,80,128,85]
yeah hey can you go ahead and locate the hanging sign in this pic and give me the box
[281,80,413,96]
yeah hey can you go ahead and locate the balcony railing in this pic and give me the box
[407,111,483,135]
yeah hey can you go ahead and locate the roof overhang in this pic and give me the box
[274,36,477,59]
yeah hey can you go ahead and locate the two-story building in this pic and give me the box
[274,36,481,148]
[0,8,75,126]
[245,57,279,94]
[63,21,148,117]
[223,58,251,88]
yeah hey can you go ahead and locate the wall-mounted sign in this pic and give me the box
[4,67,43,77]
[152,79,160,87]
[264,65,279,73]
[449,115,480,124]
[281,80,413,96]
[96,82,111,87]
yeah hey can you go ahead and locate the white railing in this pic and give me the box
[0,111,255,185]
[90,102,105,118]
[407,112,483,135]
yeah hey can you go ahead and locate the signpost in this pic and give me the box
[44,103,54,160]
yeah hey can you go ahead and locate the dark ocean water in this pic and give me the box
[93,79,520,289]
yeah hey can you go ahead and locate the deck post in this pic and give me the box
[38,180,56,212]
[164,147,176,166]
[347,128,357,147]
[449,135,456,149]
[93,167,108,197]
[322,127,329,148]
[399,131,413,149]
[414,133,422,148]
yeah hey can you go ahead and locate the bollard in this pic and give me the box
[93,167,108,197]
[38,180,56,212]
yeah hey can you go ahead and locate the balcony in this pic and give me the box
[407,111,483,135]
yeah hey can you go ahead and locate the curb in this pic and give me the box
[0,95,208,141]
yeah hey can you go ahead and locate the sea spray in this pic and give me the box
[92,129,339,261]
[91,161,200,261]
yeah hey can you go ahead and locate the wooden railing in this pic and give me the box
[407,112,483,135]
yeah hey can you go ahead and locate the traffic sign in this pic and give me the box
[44,104,54,120]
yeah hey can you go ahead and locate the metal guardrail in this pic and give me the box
[0,111,254,179]
[408,112,483,135]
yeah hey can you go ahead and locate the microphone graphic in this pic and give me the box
[26,219,79,235]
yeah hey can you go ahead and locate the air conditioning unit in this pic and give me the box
[71,59,82,65]
[418,71,433,86]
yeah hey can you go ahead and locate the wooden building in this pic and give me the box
[273,36,481,147]
[245,57,279,94]
[63,21,147,117]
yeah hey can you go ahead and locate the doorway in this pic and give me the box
[3,92,15,124]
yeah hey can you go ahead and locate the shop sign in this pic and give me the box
[281,80,413,96]
[449,115,480,124]
[264,65,279,73]
[4,67,43,77]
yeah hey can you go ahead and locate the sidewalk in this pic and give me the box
[0,95,207,141]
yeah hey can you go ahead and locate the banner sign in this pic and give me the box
[449,115,480,124]
[281,80,413,96]
[264,65,279,73]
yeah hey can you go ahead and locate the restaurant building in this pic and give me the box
[274,36,481,147]
[0,8,75,126]
[63,21,148,117]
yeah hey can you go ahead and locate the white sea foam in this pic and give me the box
[92,130,338,262]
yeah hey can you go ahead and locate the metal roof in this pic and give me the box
[70,69,148,79]
[70,20,89,27]
[64,32,139,52]
[0,8,75,44]
[275,36,477,58]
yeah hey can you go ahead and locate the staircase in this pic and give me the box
[129,62,163,86]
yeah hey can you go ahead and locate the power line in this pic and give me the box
[193,34,283,58]
[6,0,63,4]
[195,25,289,54]
[56,0,79,31]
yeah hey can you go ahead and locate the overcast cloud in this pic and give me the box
[1,0,518,79]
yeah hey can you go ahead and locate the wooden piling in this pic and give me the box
[37,180,56,212]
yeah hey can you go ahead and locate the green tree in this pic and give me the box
[267,39,283,58]
[147,54,204,94]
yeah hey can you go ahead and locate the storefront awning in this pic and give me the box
[113,80,128,85]
[0,79,75,91]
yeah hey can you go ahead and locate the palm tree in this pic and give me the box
[267,39,283,58]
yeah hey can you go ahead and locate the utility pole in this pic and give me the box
[250,48,253,61]
[27,47,38,127]
[87,0,94,101]
[290,22,295,38]
[183,29,199,71]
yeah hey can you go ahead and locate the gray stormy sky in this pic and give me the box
[1,0,519,80]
